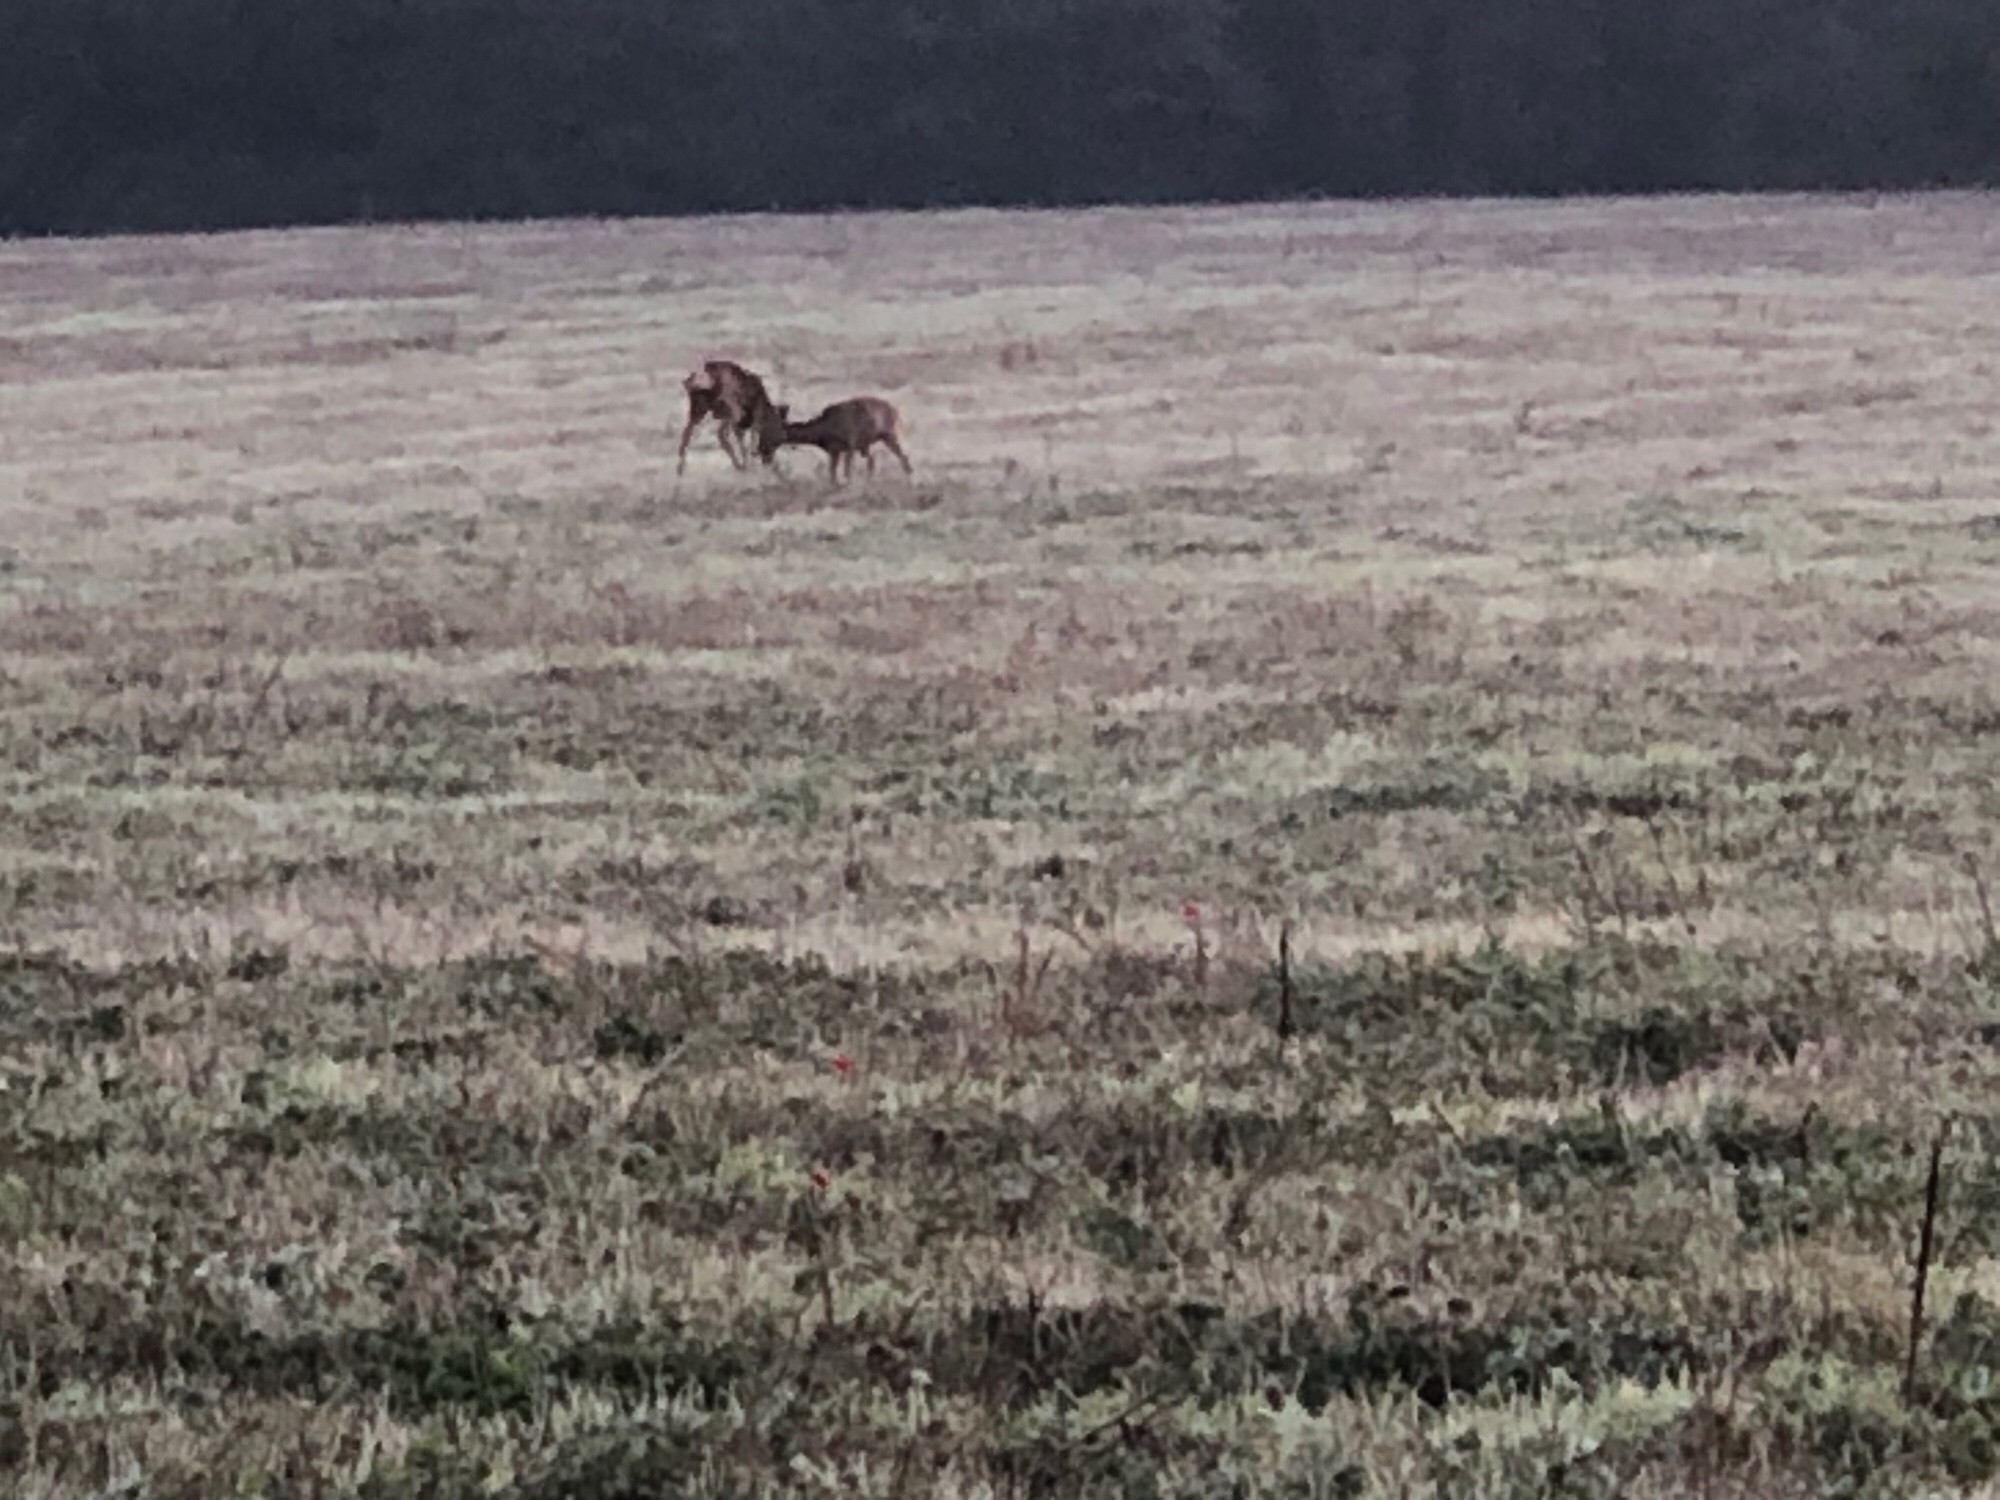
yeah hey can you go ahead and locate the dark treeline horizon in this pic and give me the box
[4,0,1999,239]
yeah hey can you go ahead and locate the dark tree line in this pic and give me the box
[3,0,1998,237]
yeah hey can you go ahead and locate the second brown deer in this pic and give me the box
[762,396,912,484]
[677,359,785,476]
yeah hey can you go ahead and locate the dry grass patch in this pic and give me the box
[5,192,2000,1494]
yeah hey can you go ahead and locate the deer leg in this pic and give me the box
[883,434,913,475]
[675,412,704,476]
[703,397,747,470]
[717,406,750,469]
[678,388,724,476]
[826,448,841,485]
[733,415,761,470]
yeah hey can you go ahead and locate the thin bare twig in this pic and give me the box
[1277,921,1295,1041]
[1072,1387,1173,1447]
[1905,1119,1951,1405]
[1647,819,1699,937]
[1965,852,1998,954]
[1570,837,1608,939]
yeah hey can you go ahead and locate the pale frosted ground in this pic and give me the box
[2,191,2000,972]
[9,191,2000,1499]
[5,191,1999,538]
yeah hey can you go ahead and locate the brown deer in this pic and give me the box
[676,360,785,475]
[763,396,912,484]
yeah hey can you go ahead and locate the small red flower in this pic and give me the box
[831,1053,853,1077]
[1182,900,1203,927]
[810,1168,832,1192]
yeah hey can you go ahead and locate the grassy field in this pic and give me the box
[5,190,2000,1496]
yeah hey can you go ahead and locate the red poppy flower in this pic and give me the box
[810,1168,831,1191]
[831,1053,853,1077]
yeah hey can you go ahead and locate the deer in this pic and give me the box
[676,359,786,476]
[761,396,912,485]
